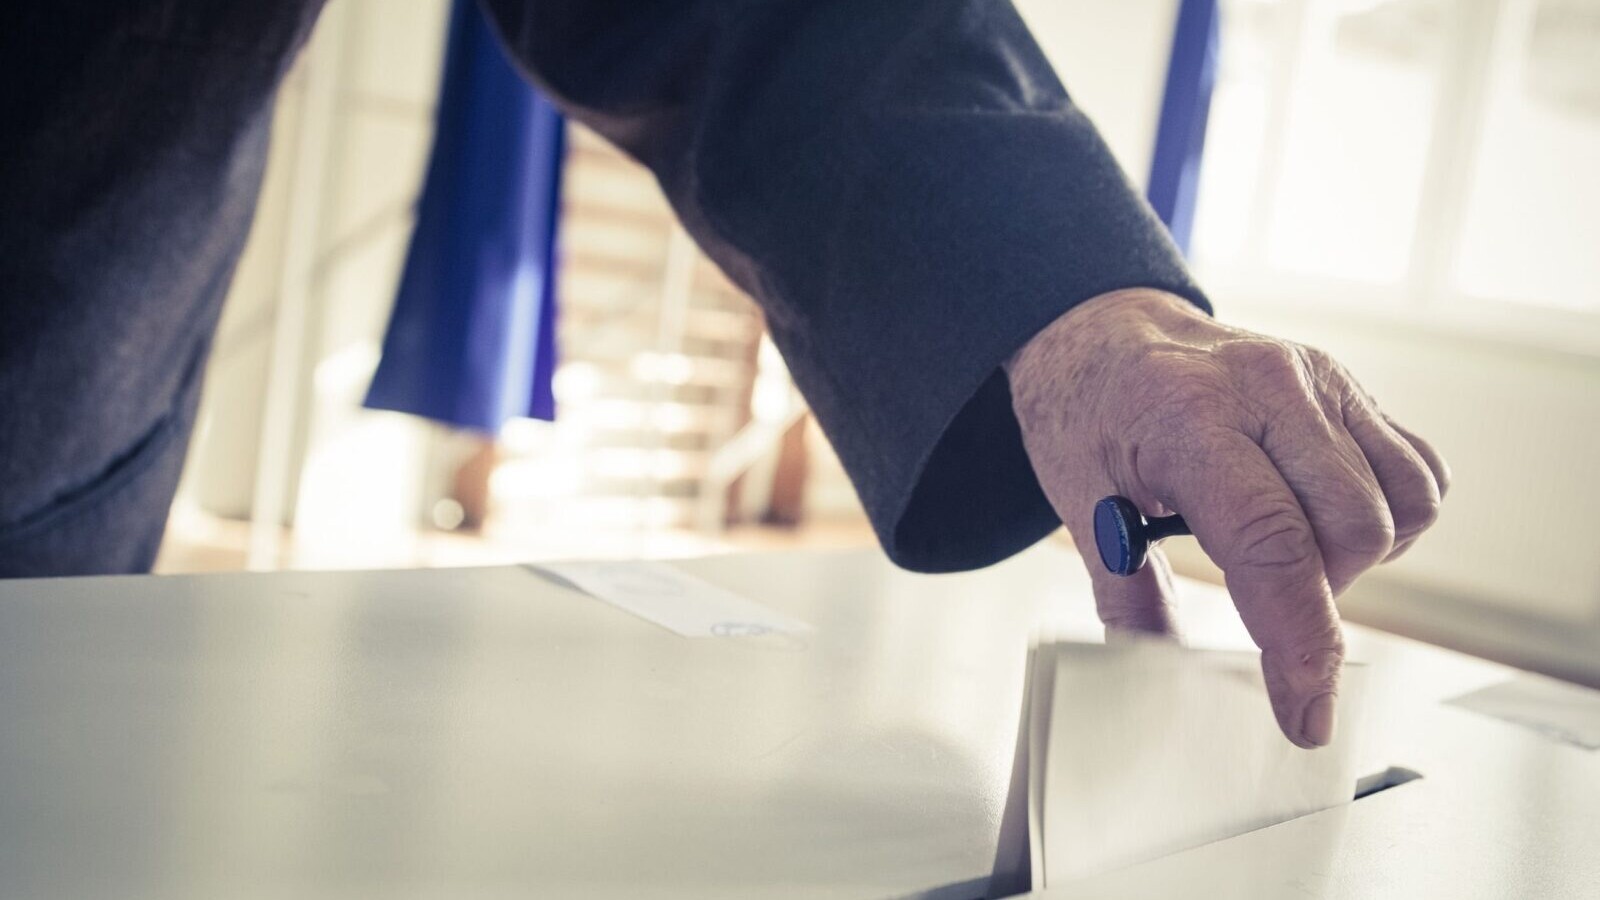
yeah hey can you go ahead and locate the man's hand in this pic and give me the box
[1005,289,1450,748]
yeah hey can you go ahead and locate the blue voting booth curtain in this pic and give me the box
[1147,0,1221,255]
[365,0,565,433]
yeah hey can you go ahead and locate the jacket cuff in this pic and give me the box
[770,107,1210,572]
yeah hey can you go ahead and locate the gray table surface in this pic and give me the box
[0,545,1595,899]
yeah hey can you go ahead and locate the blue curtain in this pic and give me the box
[1147,0,1221,255]
[365,0,565,433]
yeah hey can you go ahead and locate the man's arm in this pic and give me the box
[481,0,1448,748]
[481,0,1207,571]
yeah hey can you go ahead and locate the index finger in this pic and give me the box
[1142,431,1345,749]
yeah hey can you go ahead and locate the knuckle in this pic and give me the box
[1219,338,1303,382]
[1325,509,1396,561]
[1299,345,1350,396]
[1434,455,1454,497]
[1282,627,1346,664]
[1219,340,1335,424]
[1298,344,1336,369]
[1392,491,1441,536]
[1282,636,1347,685]
[1130,344,1220,393]
[1231,502,1320,573]
[1126,356,1242,433]
[1261,612,1345,676]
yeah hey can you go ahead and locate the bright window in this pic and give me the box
[1455,0,1600,310]
[1193,0,1600,326]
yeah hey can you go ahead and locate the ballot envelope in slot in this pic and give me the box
[990,640,1370,894]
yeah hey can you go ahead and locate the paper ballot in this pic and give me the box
[1012,640,1366,889]
[531,560,813,637]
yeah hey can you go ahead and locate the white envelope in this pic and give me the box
[1016,641,1366,889]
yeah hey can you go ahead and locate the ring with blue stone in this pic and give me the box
[1093,496,1192,576]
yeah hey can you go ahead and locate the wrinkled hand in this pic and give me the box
[1005,289,1449,748]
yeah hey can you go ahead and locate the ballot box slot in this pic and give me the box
[1353,765,1422,800]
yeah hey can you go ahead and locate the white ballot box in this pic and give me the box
[0,545,1596,899]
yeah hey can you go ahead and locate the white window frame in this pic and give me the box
[1192,0,1600,357]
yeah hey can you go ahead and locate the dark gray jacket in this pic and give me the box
[0,1,1206,576]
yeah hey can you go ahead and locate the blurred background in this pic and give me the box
[156,0,1599,686]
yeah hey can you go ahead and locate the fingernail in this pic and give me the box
[1302,692,1337,747]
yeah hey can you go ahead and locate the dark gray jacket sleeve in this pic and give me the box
[481,0,1211,572]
